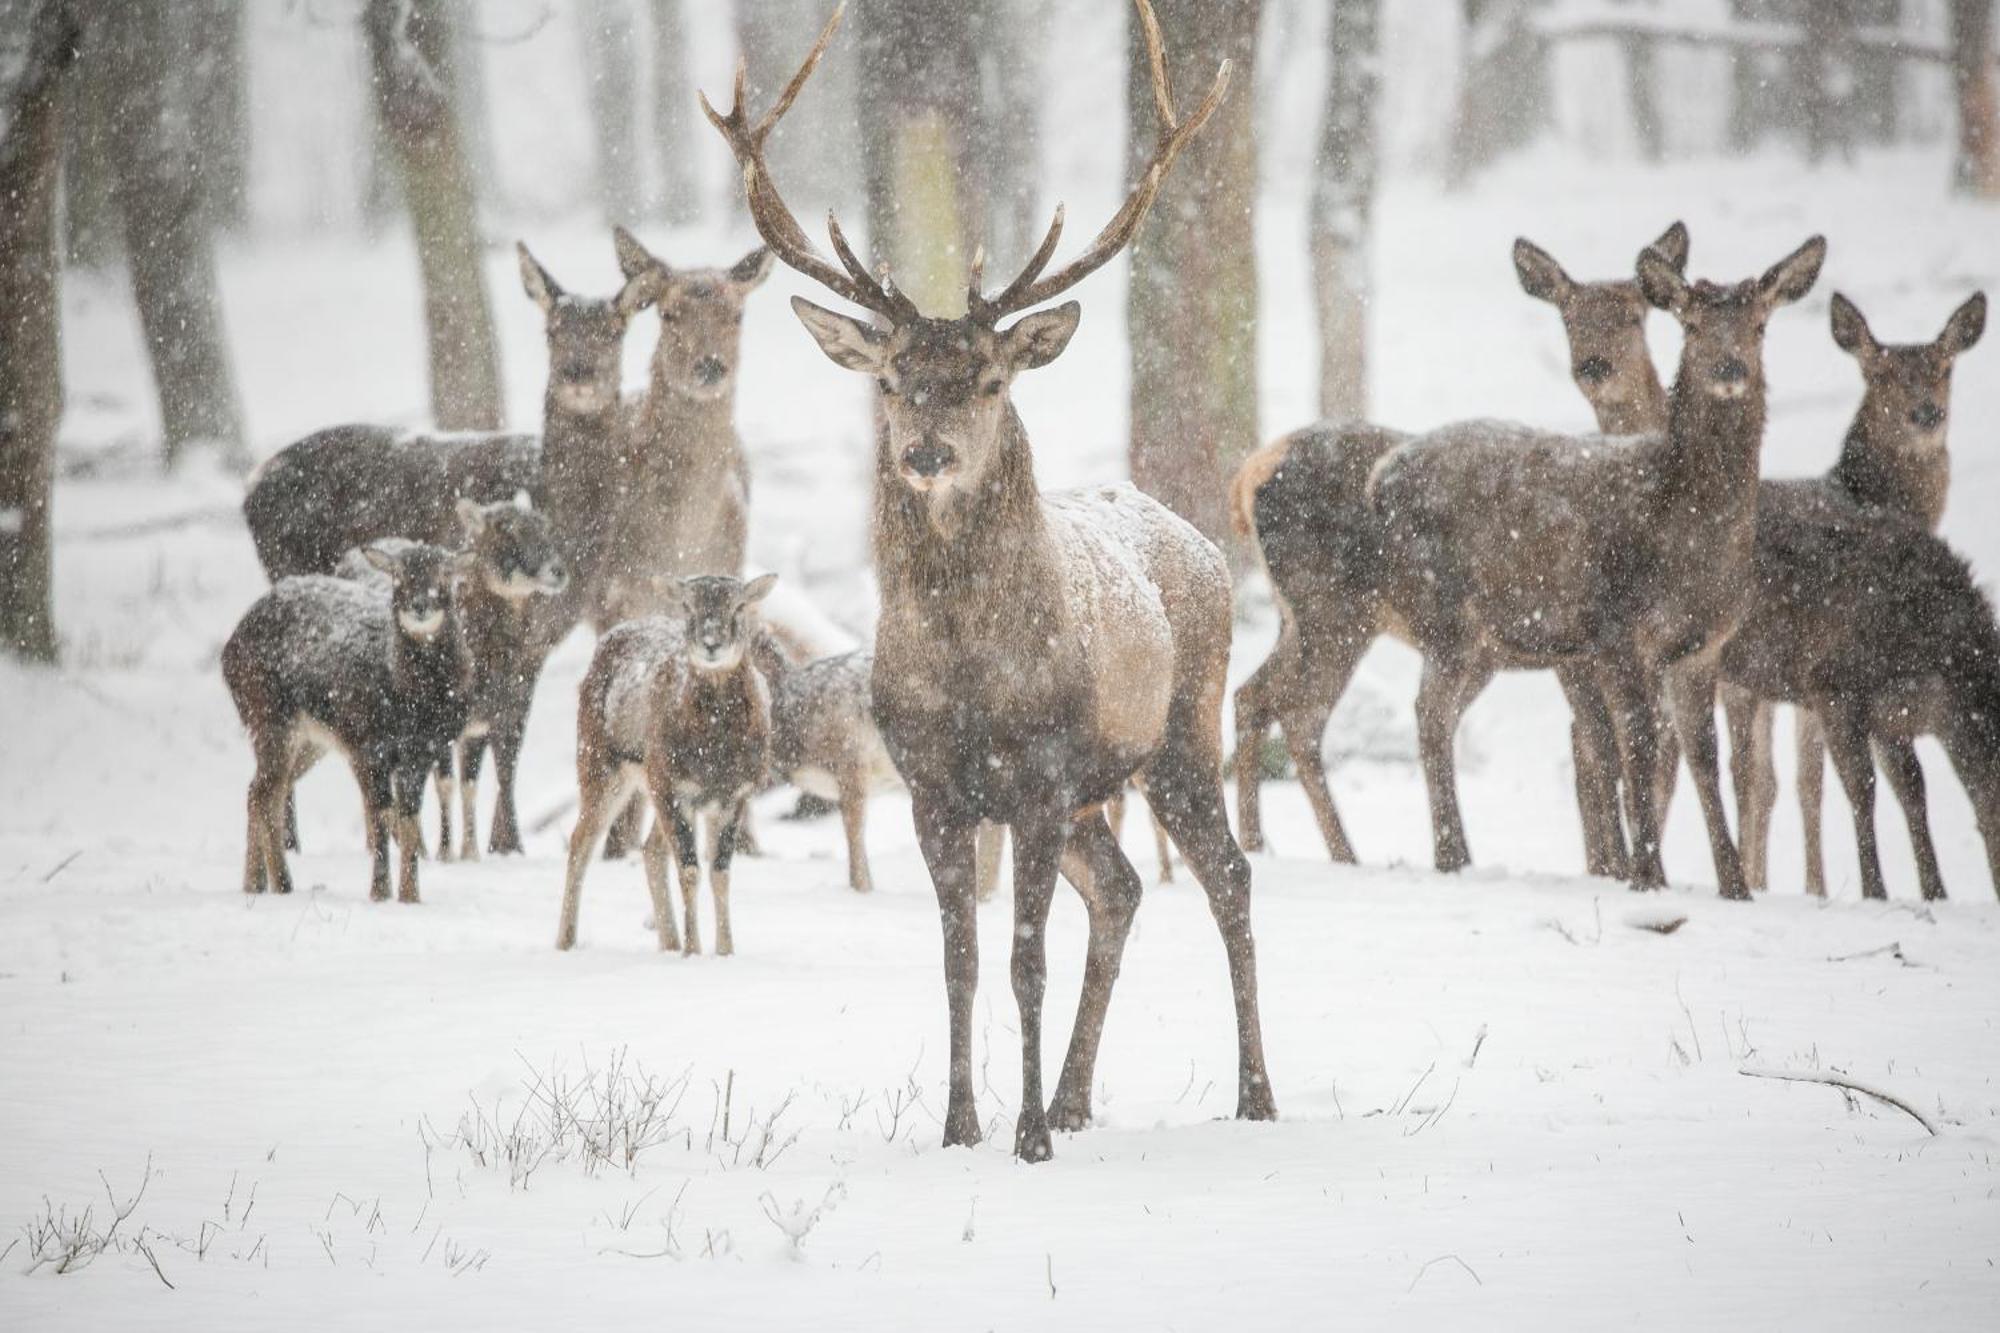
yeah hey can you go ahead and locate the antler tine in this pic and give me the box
[973,204,1066,319]
[979,0,1231,321]
[699,2,908,320]
[829,211,918,319]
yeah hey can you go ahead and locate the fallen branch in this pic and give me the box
[1408,1252,1482,1292]
[1738,1064,1938,1136]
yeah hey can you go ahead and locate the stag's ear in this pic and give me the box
[1760,235,1826,307]
[1512,239,1572,305]
[613,225,666,281]
[1649,221,1690,274]
[518,243,561,314]
[1829,293,1876,359]
[1003,302,1082,372]
[729,247,775,290]
[791,296,887,373]
[1938,291,1987,358]
[361,544,398,575]
[739,572,779,607]
[1636,247,1690,315]
[455,497,487,537]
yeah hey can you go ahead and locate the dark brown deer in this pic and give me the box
[765,647,898,893]
[1365,235,1826,899]
[703,0,1273,1161]
[1728,291,1986,893]
[557,574,776,954]
[1230,223,1689,874]
[1722,485,2000,900]
[224,544,472,903]
[242,250,656,587]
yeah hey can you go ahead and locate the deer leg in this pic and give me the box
[1876,735,1946,902]
[1795,709,1829,897]
[1415,658,1478,873]
[395,765,427,903]
[358,759,394,902]
[1007,814,1067,1163]
[973,820,1004,902]
[243,779,268,895]
[602,790,643,861]
[1666,656,1748,899]
[1598,656,1666,888]
[1105,789,1127,842]
[711,797,747,956]
[487,712,526,857]
[1822,707,1886,901]
[640,817,681,952]
[247,746,291,895]
[1151,810,1175,884]
[1722,688,1775,892]
[1047,810,1144,1133]
[1558,665,1627,879]
[838,773,873,893]
[557,766,628,950]
[1232,640,1284,853]
[733,805,763,858]
[432,759,456,864]
[283,787,301,852]
[1144,744,1277,1124]
[459,734,484,860]
[670,801,703,957]
[1281,632,1369,864]
[913,795,984,1149]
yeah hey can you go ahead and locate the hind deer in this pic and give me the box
[1230,223,1689,876]
[703,0,1273,1161]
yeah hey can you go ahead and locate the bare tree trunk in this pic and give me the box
[1447,0,1550,187]
[365,0,503,432]
[59,27,115,266]
[1953,0,2000,195]
[0,0,79,662]
[647,0,700,224]
[1127,0,1261,548]
[969,0,1043,278]
[741,0,857,225]
[1623,32,1663,161]
[1312,0,1380,422]
[856,0,981,315]
[581,0,642,225]
[194,0,249,232]
[98,0,248,469]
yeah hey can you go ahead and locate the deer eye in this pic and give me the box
[979,379,1004,397]
[876,377,896,396]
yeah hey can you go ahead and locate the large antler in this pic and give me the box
[699,3,917,322]
[968,0,1232,324]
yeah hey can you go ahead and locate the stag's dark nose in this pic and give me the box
[694,356,728,387]
[1910,401,1944,430]
[1711,358,1749,384]
[902,441,955,478]
[1575,357,1613,384]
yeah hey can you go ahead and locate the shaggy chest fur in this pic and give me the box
[650,665,769,804]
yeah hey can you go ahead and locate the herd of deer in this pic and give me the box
[214,1,1993,1160]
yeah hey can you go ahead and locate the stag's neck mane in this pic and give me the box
[873,404,1058,635]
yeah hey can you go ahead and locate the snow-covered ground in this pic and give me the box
[5,145,2000,1326]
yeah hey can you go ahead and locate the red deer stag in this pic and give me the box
[702,0,1273,1160]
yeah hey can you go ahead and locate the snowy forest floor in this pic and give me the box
[4,147,2000,1327]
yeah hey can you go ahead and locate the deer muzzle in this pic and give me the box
[900,440,957,488]
[1909,401,1944,431]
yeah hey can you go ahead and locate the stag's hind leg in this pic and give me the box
[1047,810,1145,1133]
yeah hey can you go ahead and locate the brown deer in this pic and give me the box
[1728,291,1986,894]
[702,0,1274,1161]
[224,545,472,903]
[558,574,777,955]
[1230,223,1689,875]
[764,647,898,893]
[1365,235,1826,899]
[1722,485,2000,900]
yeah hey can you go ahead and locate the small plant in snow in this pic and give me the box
[760,1182,846,1257]
[16,1157,173,1287]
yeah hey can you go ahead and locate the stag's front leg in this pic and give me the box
[1048,811,1143,1133]
[1006,814,1067,1162]
[913,795,984,1149]
[1666,655,1748,900]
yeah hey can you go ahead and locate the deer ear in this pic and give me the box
[791,296,887,373]
[729,247,775,290]
[1829,293,1876,358]
[455,496,486,536]
[1938,291,1986,358]
[518,243,560,314]
[361,544,398,575]
[1003,302,1082,372]
[1636,247,1689,315]
[613,225,665,282]
[614,265,664,318]
[739,572,779,607]
[1649,221,1690,274]
[1511,239,1572,305]
[1759,235,1826,308]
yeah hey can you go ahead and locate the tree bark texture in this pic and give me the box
[1953,0,2000,195]
[648,0,700,224]
[1312,0,1380,422]
[581,0,643,225]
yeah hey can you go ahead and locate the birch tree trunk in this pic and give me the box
[1127,0,1261,548]
[365,0,503,432]
[0,0,79,662]
[1311,0,1380,422]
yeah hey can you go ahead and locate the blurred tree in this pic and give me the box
[99,0,248,469]
[856,0,981,315]
[742,0,859,225]
[0,0,79,662]
[648,0,701,224]
[1127,0,1261,548]
[1614,0,1663,161]
[1447,0,1550,186]
[364,0,503,432]
[57,29,115,266]
[582,0,643,225]
[969,0,1044,279]
[1952,0,2000,195]
[195,0,249,232]
[1312,0,1380,421]
[448,0,501,215]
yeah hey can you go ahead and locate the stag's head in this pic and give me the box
[701,0,1227,511]
[1515,222,1687,424]
[1638,234,1827,401]
[613,229,774,402]
[1832,290,1985,444]
[518,244,658,417]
